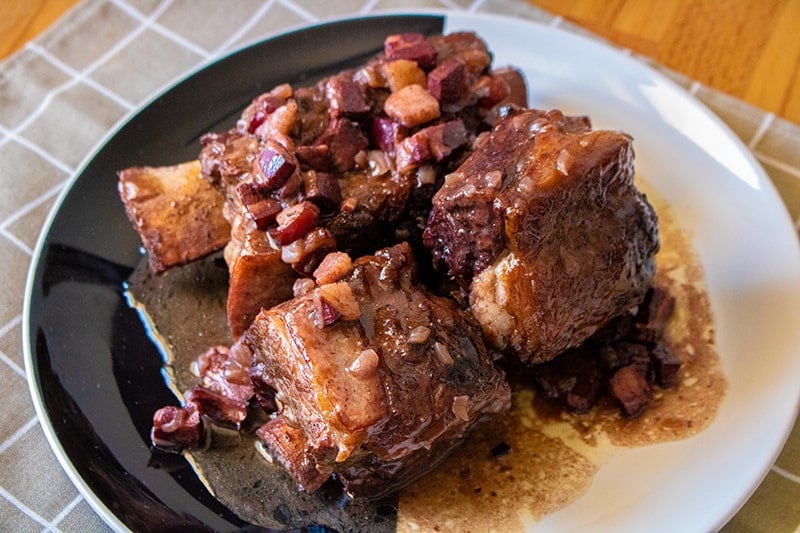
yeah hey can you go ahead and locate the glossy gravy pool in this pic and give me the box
[127,184,726,531]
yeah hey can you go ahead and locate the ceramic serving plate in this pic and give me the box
[24,11,800,532]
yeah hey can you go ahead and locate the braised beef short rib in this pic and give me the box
[132,29,672,503]
[245,243,511,497]
[195,32,526,336]
[424,108,659,364]
[118,160,230,272]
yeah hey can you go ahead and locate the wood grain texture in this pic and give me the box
[0,0,81,59]
[0,0,797,124]
[530,0,800,125]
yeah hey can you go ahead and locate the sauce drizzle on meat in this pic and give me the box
[126,182,725,531]
[395,184,726,532]
[119,28,725,530]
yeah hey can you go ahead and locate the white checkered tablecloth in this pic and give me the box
[1,0,798,531]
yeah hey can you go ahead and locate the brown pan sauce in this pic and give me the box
[128,182,725,531]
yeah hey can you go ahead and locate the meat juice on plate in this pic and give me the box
[395,187,726,531]
[127,184,725,531]
[119,30,726,531]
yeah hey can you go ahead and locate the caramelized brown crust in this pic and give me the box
[131,30,665,507]
[118,160,231,272]
[425,109,659,363]
[245,243,510,498]
[224,213,296,338]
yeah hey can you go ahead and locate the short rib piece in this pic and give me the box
[245,243,510,498]
[118,160,231,272]
[424,108,659,364]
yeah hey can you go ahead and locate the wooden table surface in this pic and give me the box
[1,0,798,125]
[531,0,800,125]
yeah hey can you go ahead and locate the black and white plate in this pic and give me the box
[24,11,800,532]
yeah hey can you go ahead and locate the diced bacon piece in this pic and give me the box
[236,182,281,230]
[384,33,437,70]
[382,59,427,92]
[652,342,682,388]
[425,120,468,161]
[237,84,293,134]
[534,348,602,414]
[384,32,425,55]
[383,84,440,127]
[303,171,342,211]
[314,119,369,172]
[370,117,407,156]
[635,285,676,343]
[474,75,507,109]
[313,252,353,285]
[295,144,330,171]
[283,227,338,277]
[243,94,285,133]
[254,143,297,191]
[326,74,369,117]
[245,198,282,230]
[430,32,491,75]
[186,385,249,426]
[269,201,320,246]
[609,365,652,417]
[152,404,203,450]
[192,344,254,405]
[489,67,528,108]
[428,57,469,109]
[253,101,298,140]
[396,133,432,173]
[395,120,467,173]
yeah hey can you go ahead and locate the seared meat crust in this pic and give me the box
[132,29,667,505]
[118,160,231,272]
[245,243,510,497]
[424,109,659,363]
